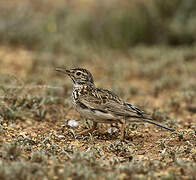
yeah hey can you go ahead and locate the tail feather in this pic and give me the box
[141,118,174,132]
[125,103,174,132]
[127,115,174,132]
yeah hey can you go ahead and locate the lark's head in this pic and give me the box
[56,67,94,86]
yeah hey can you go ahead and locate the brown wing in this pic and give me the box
[79,87,144,118]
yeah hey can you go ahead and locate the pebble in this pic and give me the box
[107,127,118,134]
[57,135,65,139]
[68,120,78,127]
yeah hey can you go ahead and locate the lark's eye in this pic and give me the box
[76,72,81,76]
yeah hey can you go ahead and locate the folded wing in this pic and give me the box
[79,87,148,119]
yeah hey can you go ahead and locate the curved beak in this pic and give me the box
[55,68,71,75]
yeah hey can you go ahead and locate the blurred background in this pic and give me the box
[1,0,196,50]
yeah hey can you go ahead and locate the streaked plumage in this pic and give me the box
[56,67,174,140]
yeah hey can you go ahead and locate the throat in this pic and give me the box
[73,84,84,89]
[73,82,95,89]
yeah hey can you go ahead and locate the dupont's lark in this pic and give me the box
[56,67,174,140]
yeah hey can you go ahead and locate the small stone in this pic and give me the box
[108,127,118,134]
[57,135,65,139]
[31,132,37,138]
[46,143,50,148]
[68,120,78,127]
[3,123,7,127]
[9,123,16,127]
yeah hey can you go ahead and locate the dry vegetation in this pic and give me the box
[0,1,196,180]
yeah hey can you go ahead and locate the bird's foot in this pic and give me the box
[77,128,95,136]
[77,121,98,136]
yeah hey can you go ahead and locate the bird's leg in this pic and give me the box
[78,121,97,135]
[119,118,126,140]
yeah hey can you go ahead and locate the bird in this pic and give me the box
[56,67,174,140]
